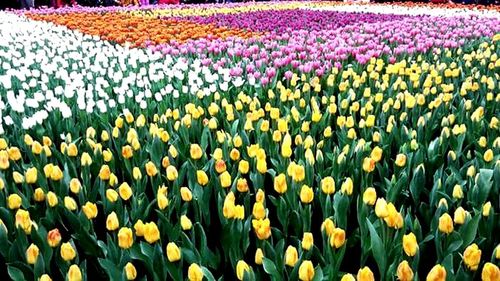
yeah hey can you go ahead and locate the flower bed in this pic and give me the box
[0,2,499,281]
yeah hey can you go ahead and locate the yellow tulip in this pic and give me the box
[190,144,203,160]
[340,273,355,281]
[341,178,353,195]
[82,202,98,219]
[67,143,78,157]
[255,248,264,265]
[454,207,468,225]
[357,266,375,281]
[362,157,376,173]
[34,188,46,202]
[274,173,287,194]
[426,264,446,281]
[180,215,192,231]
[99,165,111,181]
[13,171,24,184]
[375,198,389,218]
[46,191,58,207]
[166,242,181,262]
[145,161,158,177]
[403,233,418,257]
[39,274,52,281]
[197,170,209,186]
[236,260,250,281]
[321,218,335,236]
[118,227,133,249]
[321,176,335,195]
[284,246,298,267]
[482,201,492,217]
[143,222,160,244]
[25,167,38,184]
[370,146,383,162]
[69,178,81,194]
[395,154,407,167]
[220,171,232,188]
[483,149,494,162]
[7,194,22,209]
[47,228,61,248]
[67,264,82,281]
[330,228,346,249]
[252,218,271,240]
[298,260,315,281]
[238,160,250,174]
[106,212,119,231]
[119,182,133,201]
[362,188,377,206]
[302,232,314,251]
[463,243,481,271]
[124,262,137,280]
[81,152,92,166]
[438,213,454,234]
[64,196,78,211]
[188,263,204,281]
[60,242,76,261]
[452,185,463,199]
[300,185,314,204]
[397,260,414,281]
[26,243,39,264]
[106,189,119,203]
[180,187,193,202]
[482,263,500,281]
[15,209,32,234]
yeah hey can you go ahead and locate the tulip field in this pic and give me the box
[0,1,500,281]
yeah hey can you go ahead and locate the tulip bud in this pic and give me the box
[438,213,454,234]
[340,274,356,281]
[397,260,414,281]
[82,202,98,219]
[7,194,22,209]
[69,178,81,194]
[64,196,78,211]
[302,232,314,251]
[47,228,61,247]
[60,242,76,261]
[46,191,58,207]
[362,187,377,206]
[39,274,52,281]
[118,182,133,201]
[284,246,298,267]
[26,243,39,264]
[330,228,346,249]
[124,262,137,280]
[236,260,250,281]
[481,263,500,281]
[67,264,82,281]
[180,215,192,231]
[402,233,418,257]
[298,260,315,281]
[255,248,264,265]
[426,264,446,281]
[106,212,119,231]
[143,222,160,244]
[463,243,481,271]
[188,263,204,281]
[357,266,375,281]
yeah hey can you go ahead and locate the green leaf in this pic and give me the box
[460,214,480,249]
[410,164,425,204]
[7,266,26,281]
[262,257,282,281]
[201,266,216,281]
[366,219,386,279]
[99,258,122,281]
[312,266,323,281]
